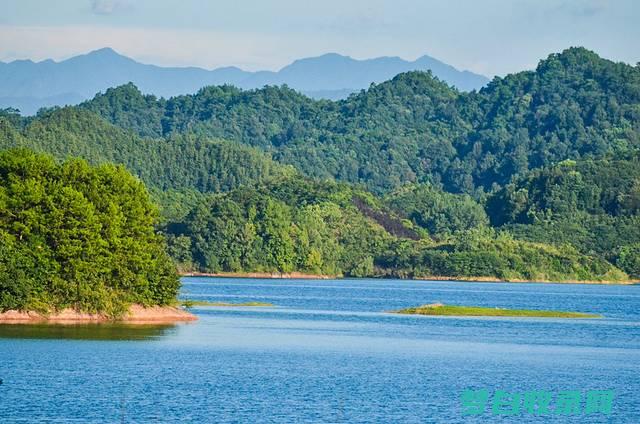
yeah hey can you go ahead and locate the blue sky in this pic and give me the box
[1,0,638,76]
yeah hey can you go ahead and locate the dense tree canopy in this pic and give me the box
[486,154,640,277]
[0,108,293,193]
[385,184,489,237]
[0,149,179,315]
[157,177,625,282]
[79,47,640,194]
[487,154,640,225]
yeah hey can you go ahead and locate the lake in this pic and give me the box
[1,277,639,423]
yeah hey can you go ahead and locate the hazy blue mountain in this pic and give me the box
[243,53,489,93]
[0,48,489,115]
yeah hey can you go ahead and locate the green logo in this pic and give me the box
[461,389,614,416]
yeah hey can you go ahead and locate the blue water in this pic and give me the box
[1,278,639,423]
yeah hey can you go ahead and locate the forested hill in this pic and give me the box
[0,47,639,282]
[485,155,640,277]
[77,47,640,195]
[0,107,294,192]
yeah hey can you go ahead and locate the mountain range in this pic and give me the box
[0,47,489,115]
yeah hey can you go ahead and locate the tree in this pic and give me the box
[0,149,180,316]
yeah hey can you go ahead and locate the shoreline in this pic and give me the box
[0,304,197,325]
[181,271,638,285]
[181,271,333,279]
[411,275,638,285]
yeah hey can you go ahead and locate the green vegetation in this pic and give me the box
[384,184,489,237]
[79,48,640,195]
[1,47,639,284]
[158,178,624,281]
[162,178,400,277]
[377,229,625,282]
[487,155,640,278]
[487,156,640,225]
[393,304,601,318]
[0,149,179,316]
[0,107,293,193]
[182,300,273,307]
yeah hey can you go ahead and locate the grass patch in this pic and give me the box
[182,300,273,308]
[392,303,600,318]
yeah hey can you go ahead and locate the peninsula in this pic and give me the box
[0,150,195,324]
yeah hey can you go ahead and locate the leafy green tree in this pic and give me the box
[386,184,489,236]
[0,149,179,315]
[616,244,640,278]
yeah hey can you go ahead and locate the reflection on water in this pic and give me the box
[0,323,177,340]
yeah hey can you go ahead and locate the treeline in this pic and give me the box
[161,178,395,276]
[158,177,625,282]
[0,149,179,315]
[4,47,639,197]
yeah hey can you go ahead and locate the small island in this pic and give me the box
[393,303,600,318]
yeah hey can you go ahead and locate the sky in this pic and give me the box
[1,0,639,77]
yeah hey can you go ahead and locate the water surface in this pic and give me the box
[1,278,639,422]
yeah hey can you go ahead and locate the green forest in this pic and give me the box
[1,46,639,315]
[0,149,179,315]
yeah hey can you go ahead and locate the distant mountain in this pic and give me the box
[0,48,490,115]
